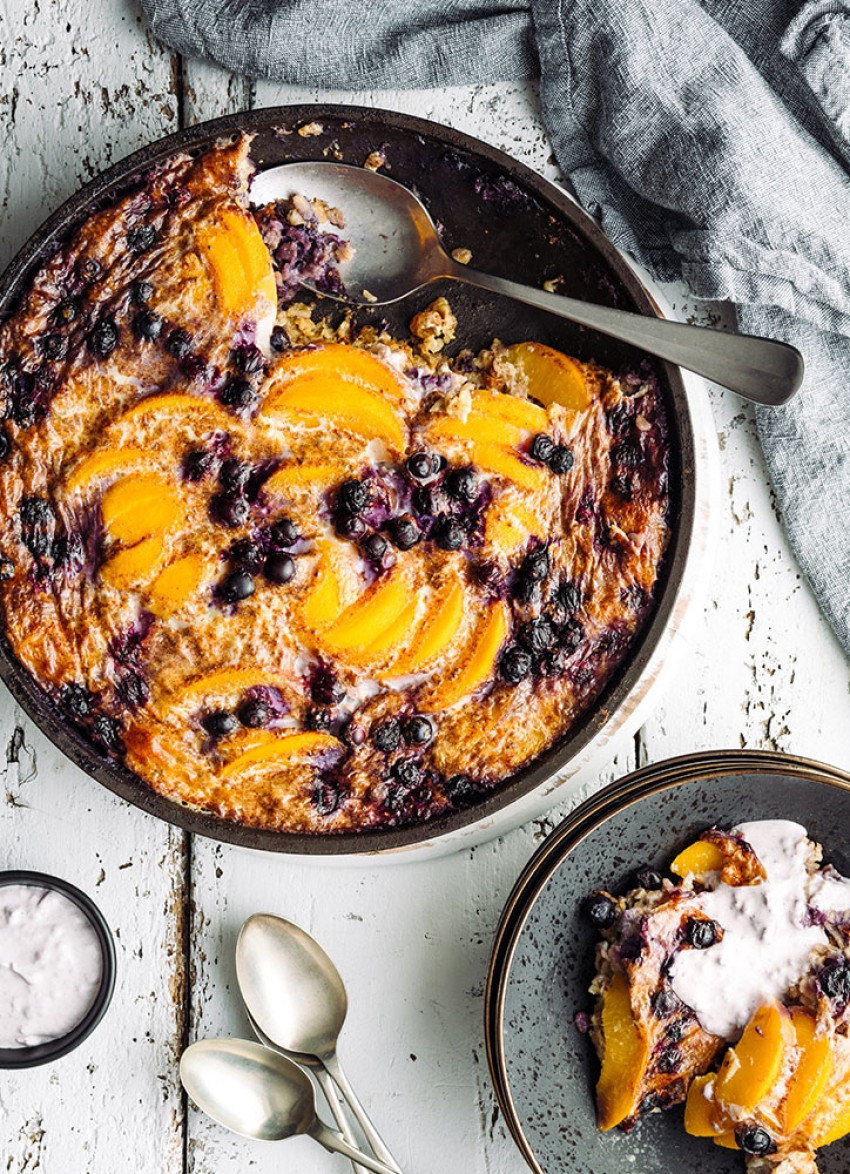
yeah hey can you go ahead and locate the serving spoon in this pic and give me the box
[236,913,402,1173]
[180,1037,395,1172]
[250,161,804,407]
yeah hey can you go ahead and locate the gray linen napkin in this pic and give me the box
[141,0,850,653]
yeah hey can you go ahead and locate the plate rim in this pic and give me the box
[484,747,850,1173]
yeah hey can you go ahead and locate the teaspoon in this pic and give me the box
[236,913,402,1173]
[179,1036,394,1173]
[250,161,804,407]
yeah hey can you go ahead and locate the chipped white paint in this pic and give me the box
[0,5,848,1171]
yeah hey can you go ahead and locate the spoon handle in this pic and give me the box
[315,1065,372,1174]
[444,261,804,407]
[310,1121,397,1174]
[324,1052,403,1173]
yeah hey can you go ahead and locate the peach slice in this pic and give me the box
[264,463,342,494]
[219,731,339,781]
[596,970,650,1131]
[713,1132,740,1150]
[116,393,232,432]
[100,534,165,590]
[427,414,525,449]
[714,1001,793,1115]
[146,552,210,617]
[101,475,183,545]
[299,542,360,633]
[485,498,541,555]
[670,840,726,881]
[503,342,592,411]
[195,207,276,315]
[782,1010,833,1132]
[810,1087,850,1148]
[262,375,406,452]
[468,387,550,434]
[166,668,290,710]
[471,441,547,493]
[419,600,508,710]
[64,447,149,494]
[318,568,410,656]
[355,599,420,664]
[271,343,409,403]
[684,1074,728,1137]
[392,577,465,674]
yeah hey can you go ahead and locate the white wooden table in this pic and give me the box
[2,3,849,1171]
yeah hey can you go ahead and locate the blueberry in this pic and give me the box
[183,448,215,482]
[166,328,191,360]
[335,512,367,542]
[221,570,255,603]
[61,682,94,720]
[52,299,78,325]
[403,716,432,747]
[665,1020,686,1044]
[342,720,366,747]
[612,475,632,500]
[233,344,265,375]
[518,617,554,654]
[265,552,295,585]
[651,986,680,1019]
[219,459,249,493]
[412,484,443,517]
[131,280,154,305]
[444,774,480,807]
[373,718,402,753]
[521,549,550,583]
[559,618,584,653]
[0,556,14,582]
[92,715,123,754]
[203,710,238,738]
[314,778,342,816]
[513,577,542,607]
[613,440,641,470]
[405,452,438,483]
[361,533,388,563]
[212,493,249,528]
[228,539,264,573]
[238,698,270,728]
[542,648,567,677]
[41,333,66,360]
[656,1046,681,1075]
[0,425,10,462]
[311,668,344,707]
[501,646,532,684]
[548,445,574,475]
[584,892,617,929]
[555,582,581,615]
[391,758,423,788]
[118,673,149,710]
[472,560,501,590]
[88,318,118,359]
[444,466,477,503]
[52,532,84,570]
[269,517,299,548]
[432,515,465,552]
[269,326,289,352]
[737,1128,774,1156]
[387,515,420,551]
[133,309,162,341]
[636,866,663,890]
[819,957,850,1002]
[305,708,332,733]
[338,479,371,514]
[685,918,717,949]
[127,224,156,253]
[220,377,257,411]
[529,433,554,463]
[78,257,102,282]
[19,496,55,558]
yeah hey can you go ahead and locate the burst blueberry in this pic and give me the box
[403,716,432,747]
[548,445,574,475]
[391,758,423,788]
[361,533,388,563]
[269,517,299,548]
[373,719,402,753]
[387,515,420,551]
[61,682,94,720]
[127,224,156,253]
[88,318,118,359]
[270,326,289,352]
[444,774,479,807]
[0,426,10,462]
[131,280,153,305]
[233,344,265,375]
[203,710,238,738]
[338,479,371,514]
[211,493,249,529]
[521,548,549,583]
[311,667,344,707]
[305,708,332,733]
[218,459,249,492]
[529,433,555,463]
[432,515,465,552]
[228,539,263,573]
[220,378,257,411]
[92,715,123,754]
[635,866,663,890]
[501,646,532,684]
[238,698,270,729]
[41,333,66,360]
[335,512,367,542]
[183,448,216,482]
[518,617,554,654]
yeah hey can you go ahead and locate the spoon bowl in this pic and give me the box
[250,160,804,406]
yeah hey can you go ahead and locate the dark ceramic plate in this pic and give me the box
[485,750,850,1174]
[0,104,696,854]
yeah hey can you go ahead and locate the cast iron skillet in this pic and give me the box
[0,105,696,854]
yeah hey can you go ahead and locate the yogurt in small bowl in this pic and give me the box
[0,871,116,1068]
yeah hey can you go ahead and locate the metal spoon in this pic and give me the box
[236,913,402,1173]
[247,1008,371,1174]
[250,161,804,407]
[180,1037,395,1173]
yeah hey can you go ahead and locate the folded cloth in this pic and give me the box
[141,0,850,653]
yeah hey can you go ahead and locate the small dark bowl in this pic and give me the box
[485,749,850,1174]
[0,870,116,1068]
